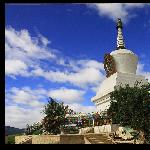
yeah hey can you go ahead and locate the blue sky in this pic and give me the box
[5,3,150,128]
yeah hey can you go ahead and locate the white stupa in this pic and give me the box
[91,18,148,112]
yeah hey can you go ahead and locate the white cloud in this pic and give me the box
[5,26,54,59]
[68,67,104,87]
[71,59,104,71]
[5,26,105,128]
[5,26,56,76]
[5,86,90,128]
[91,86,100,93]
[67,103,98,113]
[5,86,47,128]
[5,60,29,77]
[5,26,105,91]
[5,103,98,128]
[38,34,51,47]
[137,63,150,81]
[81,60,104,69]
[6,87,46,107]
[5,105,44,128]
[48,87,85,103]
[86,3,149,23]
[31,59,105,89]
[32,64,105,88]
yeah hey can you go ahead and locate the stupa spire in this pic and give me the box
[116,18,126,49]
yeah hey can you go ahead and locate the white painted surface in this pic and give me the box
[92,72,148,112]
[79,127,93,134]
[92,73,117,100]
[116,72,148,87]
[111,49,138,74]
[94,125,111,133]
[96,100,111,112]
[110,49,135,55]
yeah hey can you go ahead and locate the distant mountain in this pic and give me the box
[5,126,25,135]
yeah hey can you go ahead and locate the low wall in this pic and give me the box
[32,135,60,144]
[94,124,120,133]
[15,135,32,144]
[60,134,85,144]
[79,127,94,134]
[94,125,111,133]
[15,134,91,144]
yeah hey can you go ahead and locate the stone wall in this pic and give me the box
[15,134,84,144]
[32,135,60,144]
[15,134,89,144]
[15,135,32,144]
[60,134,85,144]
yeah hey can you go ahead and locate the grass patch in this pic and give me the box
[7,133,24,144]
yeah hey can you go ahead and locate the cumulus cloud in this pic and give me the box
[5,86,97,128]
[31,63,105,88]
[5,86,48,128]
[86,3,149,23]
[38,34,51,47]
[5,26,56,76]
[48,87,85,103]
[5,102,98,128]
[5,60,28,77]
[5,105,44,128]
[68,59,104,72]
[91,86,100,93]
[31,58,105,89]
[67,103,98,113]
[5,26,104,128]
[137,63,150,81]
[5,26,55,60]
[6,87,46,107]
[5,26,105,90]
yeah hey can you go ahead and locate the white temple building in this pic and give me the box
[91,18,148,112]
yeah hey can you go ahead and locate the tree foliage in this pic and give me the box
[25,123,43,135]
[107,82,150,143]
[25,97,74,135]
[42,97,69,135]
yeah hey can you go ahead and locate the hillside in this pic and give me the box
[5,126,25,135]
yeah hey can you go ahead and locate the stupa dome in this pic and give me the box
[110,49,135,55]
[110,49,138,74]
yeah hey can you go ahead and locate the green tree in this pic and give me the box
[107,82,150,143]
[42,97,69,135]
[25,123,43,135]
